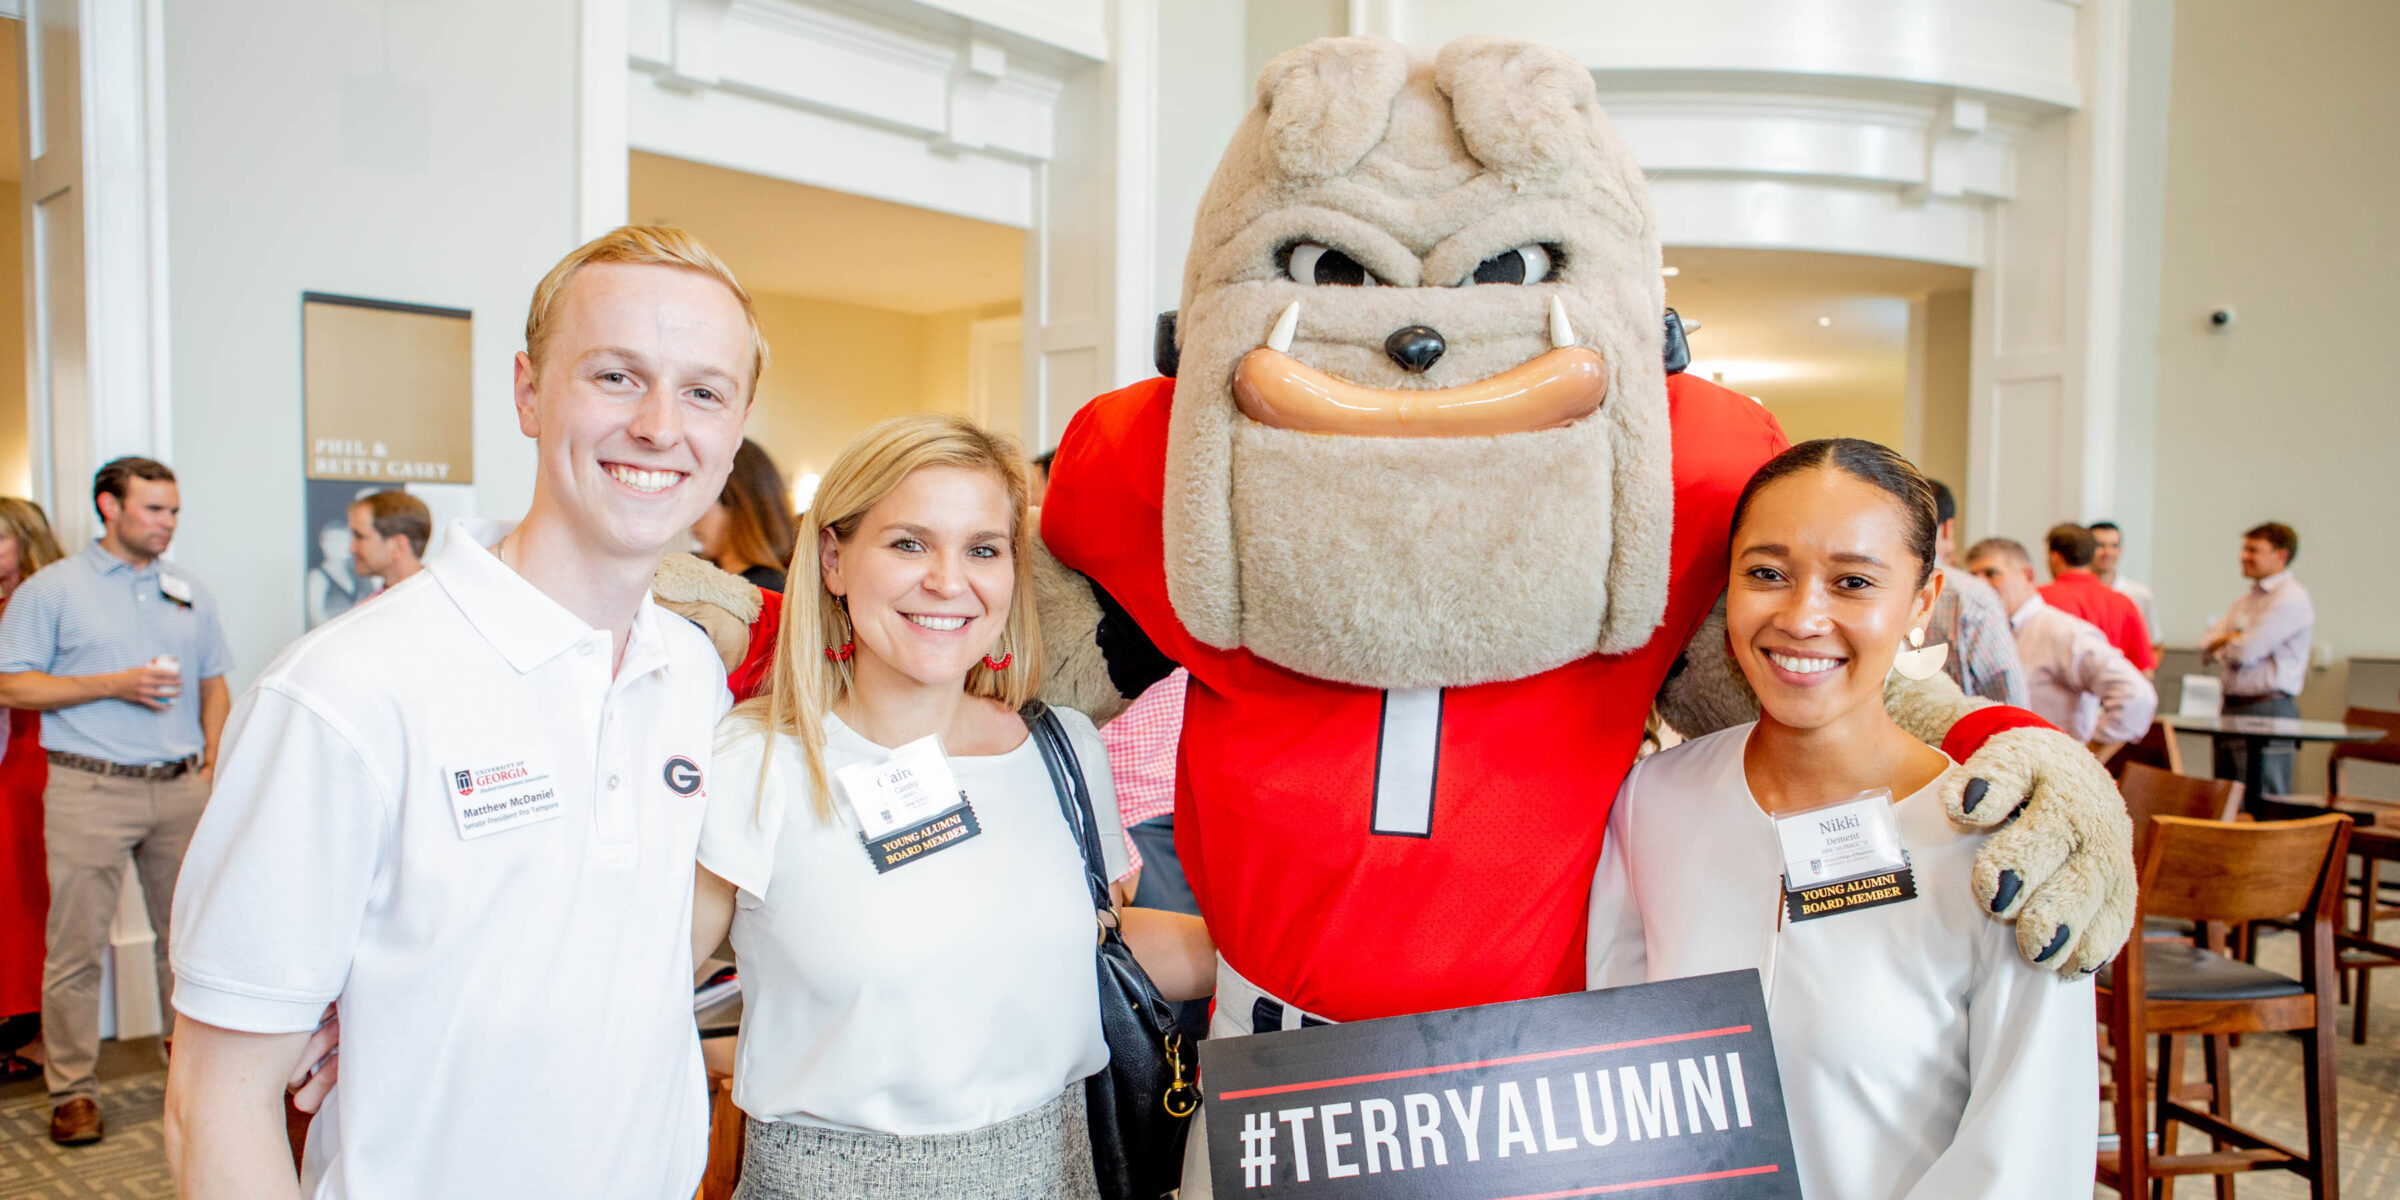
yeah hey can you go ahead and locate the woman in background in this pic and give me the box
[694,438,800,592]
[0,498,63,1081]
[1588,439,2097,1199]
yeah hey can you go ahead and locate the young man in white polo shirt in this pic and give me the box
[162,226,761,1199]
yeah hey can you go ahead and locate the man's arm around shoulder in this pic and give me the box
[165,1016,312,1200]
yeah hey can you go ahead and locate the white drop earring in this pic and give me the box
[1891,624,1949,681]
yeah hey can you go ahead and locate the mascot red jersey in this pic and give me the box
[1045,370,1783,1019]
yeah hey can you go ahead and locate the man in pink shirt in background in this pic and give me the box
[2200,522,2315,796]
[1968,538,2157,764]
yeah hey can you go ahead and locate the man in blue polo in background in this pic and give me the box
[0,455,232,1146]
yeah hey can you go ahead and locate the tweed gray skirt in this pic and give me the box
[729,1085,1100,1200]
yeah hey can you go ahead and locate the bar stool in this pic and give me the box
[2122,764,2241,947]
[2113,719,2187,780]
[2096,813,2349,1200]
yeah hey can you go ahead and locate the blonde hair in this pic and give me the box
[522,225,770,397]
[741,413,1042,819]
[0,497,64,588]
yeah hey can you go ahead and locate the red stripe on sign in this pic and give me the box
[1489,1164,1783,1198]
[1213,1025,1754,1101]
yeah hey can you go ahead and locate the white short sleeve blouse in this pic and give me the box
[698,706,1131,1135]
[1587,724,2097,1200]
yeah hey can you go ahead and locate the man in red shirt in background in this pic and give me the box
[2040,523,2157,676]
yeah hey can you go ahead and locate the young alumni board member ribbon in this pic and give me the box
[1199,972,1799,1198]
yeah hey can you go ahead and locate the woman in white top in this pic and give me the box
[1587,438,2097,1199]
[692,413,1213,1200]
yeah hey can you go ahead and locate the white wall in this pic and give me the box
[163,0,582,691]
[1150,0,1247,314]
[2148,0,2400,712]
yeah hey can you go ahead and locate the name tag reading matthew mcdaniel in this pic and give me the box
[445,756,563,840]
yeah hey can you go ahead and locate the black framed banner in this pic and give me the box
[300,292,474,627]
[1199,971,1800,1198]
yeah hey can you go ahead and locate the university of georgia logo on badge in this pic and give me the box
[662,756,703,797]
[453,769,475,797]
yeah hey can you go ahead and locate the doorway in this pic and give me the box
[630,151,1027,507]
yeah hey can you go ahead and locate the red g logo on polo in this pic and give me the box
[663,756,703,797]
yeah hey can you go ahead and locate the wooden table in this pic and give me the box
[2160,715,2389,813]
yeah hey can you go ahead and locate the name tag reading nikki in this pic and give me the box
[836,735,982,874]
[1773,790,1916,923]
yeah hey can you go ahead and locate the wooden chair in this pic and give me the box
[696,1070,744,1200]
[2261,708,2400,1040]
[2112,719,2186,780]
[696,995,744,1199]
[2269,706,2400,824]
[2121,764,2242,857]
[2097,813,2350,1200]
[2122,764,2242,948]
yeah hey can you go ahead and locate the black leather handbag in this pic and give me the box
[1025,702,1199,1200]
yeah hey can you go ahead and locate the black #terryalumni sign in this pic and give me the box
[1200,972,1799,1199]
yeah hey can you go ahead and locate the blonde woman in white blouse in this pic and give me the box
[690,414,1211,1200]
[1588,439,2098,1199]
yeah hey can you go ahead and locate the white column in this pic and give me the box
[18,0,172,1041]
[579,0,632,239]
[21,0,170,547]
[1964,0,2137,547]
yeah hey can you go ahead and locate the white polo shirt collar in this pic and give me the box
[427,518,678,680]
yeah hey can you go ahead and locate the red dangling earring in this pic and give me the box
[824,603,854,663]
[981,651,1013,671]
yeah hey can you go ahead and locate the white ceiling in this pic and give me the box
[1661,247,1972,410]
[628,151,1023,315]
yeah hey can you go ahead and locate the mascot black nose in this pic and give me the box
[1384,325,1446,373]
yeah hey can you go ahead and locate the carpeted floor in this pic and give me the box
[3,935,2397,1199]
[0,1038,171,1199]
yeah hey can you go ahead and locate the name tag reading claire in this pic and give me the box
[835,735,982,874]
[1773,790,1916,923]
[445,756,563,840]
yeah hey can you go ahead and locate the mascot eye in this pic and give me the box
[1470,244,1555,286]
[1285,242,1379,287]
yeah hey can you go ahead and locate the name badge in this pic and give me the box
[835,735,983,872]
[445,756,563,840]
[158,575,194,607]
[1774,790,1917,923]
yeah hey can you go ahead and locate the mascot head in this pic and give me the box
[1162,35,1673,690]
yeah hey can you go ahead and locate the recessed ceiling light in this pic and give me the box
[1817,316,1832,327]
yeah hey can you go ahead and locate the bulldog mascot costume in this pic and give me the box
[659,30,2134,1191]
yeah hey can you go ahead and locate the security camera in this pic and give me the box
[2209,308,2236,330]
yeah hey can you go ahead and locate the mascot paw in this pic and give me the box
[1941,726,2137,974]
[652,554,763,675]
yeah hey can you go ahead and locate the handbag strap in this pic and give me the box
[1024,702,1114,915]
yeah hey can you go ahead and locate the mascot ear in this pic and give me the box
[1256,37,1411,185]
[1155,311,1179,378]
[1433,36,1605,191]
